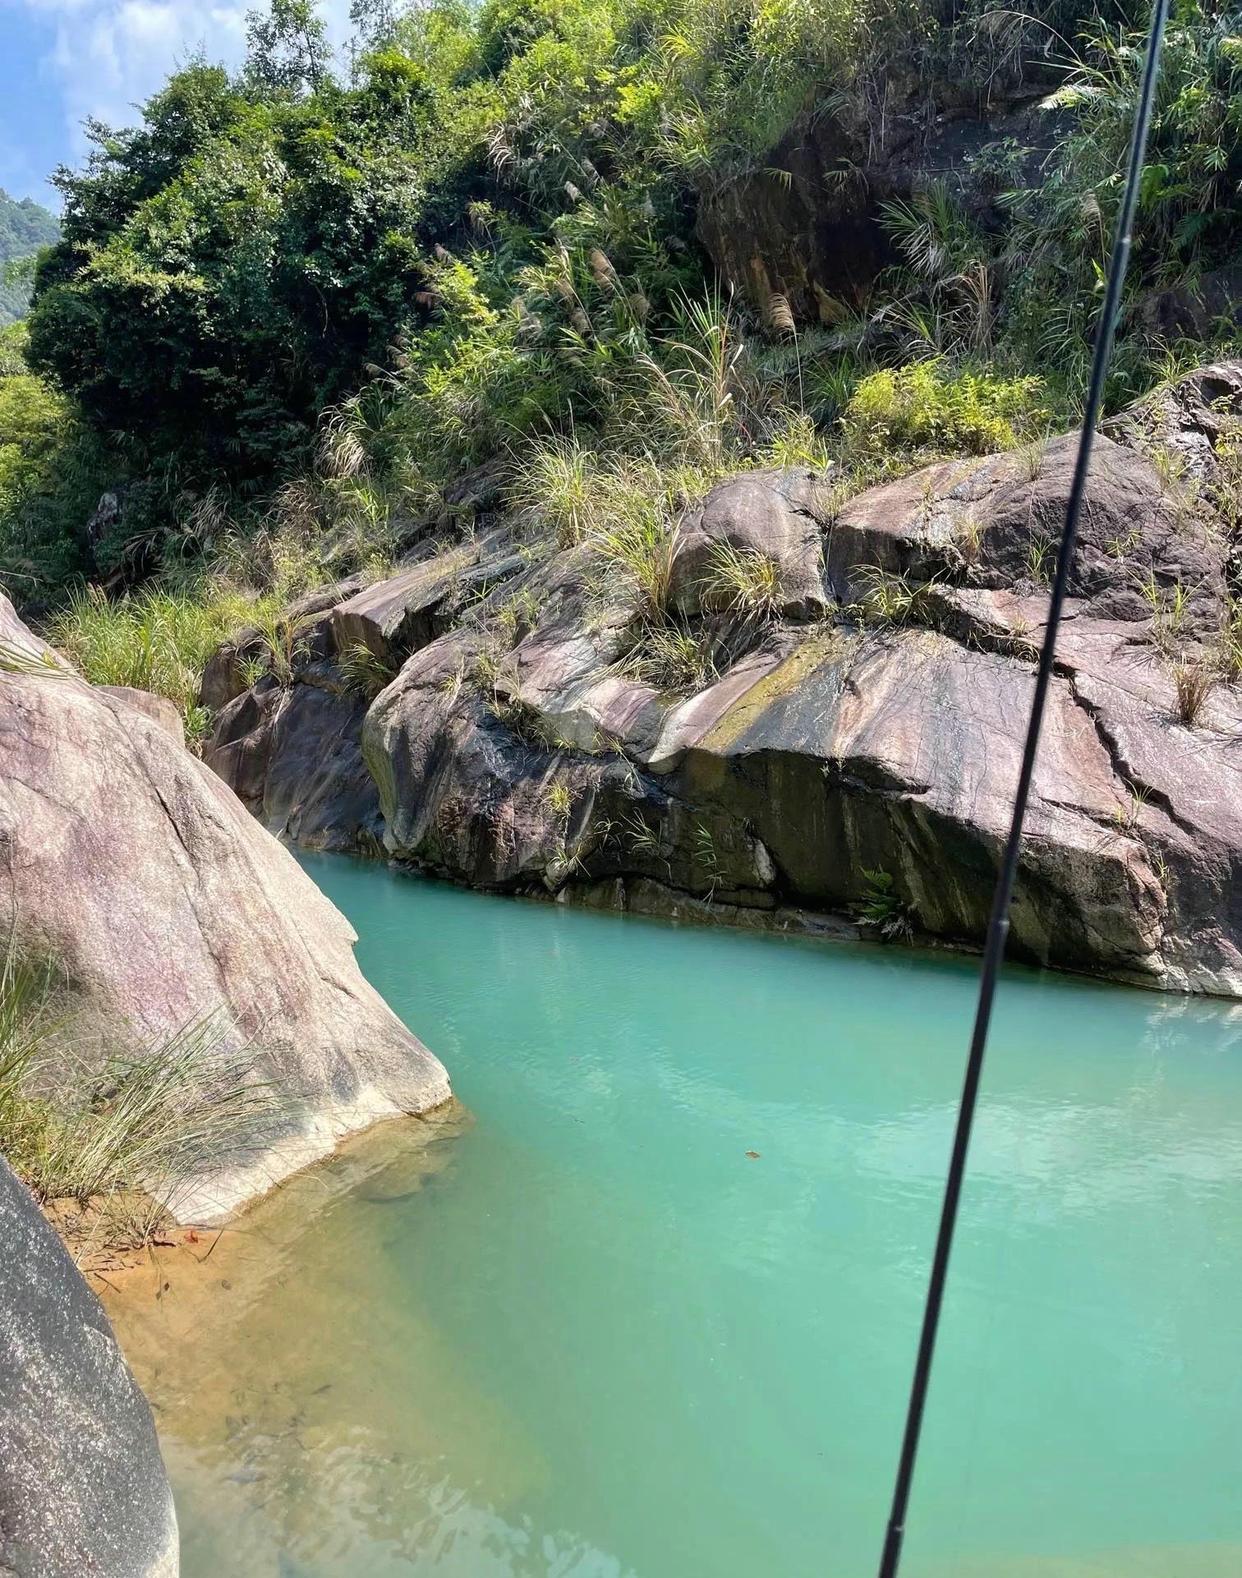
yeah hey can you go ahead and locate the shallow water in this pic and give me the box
[111,857,1242,1577]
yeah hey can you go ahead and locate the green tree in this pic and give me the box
[245,0,333,92]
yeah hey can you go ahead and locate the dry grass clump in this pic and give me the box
[1172,660,1213,726]
[700,542,781,621]
[850,565,939,626]
[622,622,719,692]
[0,941,275,1244]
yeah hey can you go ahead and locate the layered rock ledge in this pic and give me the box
[205,363,1242,995]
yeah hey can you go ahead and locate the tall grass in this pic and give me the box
[46,584,268,720]
[0,940,276,1237]
[700,542,782,621]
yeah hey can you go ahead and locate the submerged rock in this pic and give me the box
[200,362,1242,995]
[0,594,450,1219]
[0,1157,178,1577]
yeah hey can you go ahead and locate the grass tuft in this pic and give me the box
[700,541,782,622]
[1172,660,1213,726]
[0,938,276,1239]
[621,621,718,692]
[339,642,401,700]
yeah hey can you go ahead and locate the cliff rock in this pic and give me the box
[0,595,450,1219]
[203,363,1242,995]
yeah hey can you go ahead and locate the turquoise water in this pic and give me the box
[122,857,1242,1577]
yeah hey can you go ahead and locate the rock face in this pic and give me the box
[96,684,185,742]
[0,1158,178,1577]
[204,537,525,850]
[206,674,383,851]
[696,96,1065,323]
[0,595,450,1219]
[202,363,1242,996]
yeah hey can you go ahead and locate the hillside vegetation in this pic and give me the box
[1,0,1240,650]
[0,189,58,325]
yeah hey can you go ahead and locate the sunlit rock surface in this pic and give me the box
[204,363,1242,995]
[0,595,450,1219]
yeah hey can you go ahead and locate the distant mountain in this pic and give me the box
[0,190,59,325]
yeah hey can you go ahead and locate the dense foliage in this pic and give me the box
[2,0,1240,613]
[0,190,59,325]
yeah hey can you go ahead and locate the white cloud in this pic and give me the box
[29,0,351,165]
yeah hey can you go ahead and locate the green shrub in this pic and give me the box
[0,360,113,599]
[11,0,1241,603]
[842,361,1047,459]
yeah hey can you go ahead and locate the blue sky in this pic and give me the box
[0,0,350,210]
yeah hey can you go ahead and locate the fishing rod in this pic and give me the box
[874,3,1171,1574]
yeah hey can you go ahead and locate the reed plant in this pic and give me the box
[0,939,275,1238]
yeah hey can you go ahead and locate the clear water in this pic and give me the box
[111,855,1242,1578]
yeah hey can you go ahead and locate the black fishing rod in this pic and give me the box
[875,4,1171,1574]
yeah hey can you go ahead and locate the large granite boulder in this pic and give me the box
[202,537,528,849]
[1103,359,1242,482]
[829,431,1224,631]
[0,1157,178,1577]
[95,685,185,742]
[0,594,450,1220]
[668,469,830,620]
[197,361,1242,995]
[328,548,474,661]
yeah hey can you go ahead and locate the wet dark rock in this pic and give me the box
[697,96,1063,323]
[205,673,382,850]
[0,1157,178,1577]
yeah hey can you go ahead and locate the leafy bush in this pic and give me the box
[842,361,1047,459]
[10,0,1242,601]
[0,344,114,599]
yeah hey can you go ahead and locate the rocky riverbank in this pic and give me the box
[203,362,1242,996]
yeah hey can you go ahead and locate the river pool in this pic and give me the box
[110,854,1242,1577]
